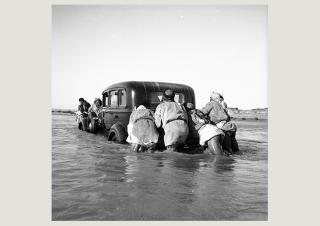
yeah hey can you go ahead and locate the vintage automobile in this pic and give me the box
[100,81,196,143]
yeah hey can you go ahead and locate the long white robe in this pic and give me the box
[154,101,189,146]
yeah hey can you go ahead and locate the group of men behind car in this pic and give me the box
[126,89,239,155]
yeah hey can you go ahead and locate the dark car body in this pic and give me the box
[100,81,196,142]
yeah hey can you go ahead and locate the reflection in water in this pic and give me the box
[52,114,268,220]
[124,155,138,183]
[211,155,236,173]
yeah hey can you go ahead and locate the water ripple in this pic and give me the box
[52,114,268,220]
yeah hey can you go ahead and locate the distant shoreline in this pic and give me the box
[227,107,268,120]
[52,109,76,115]
[52,108,268,121]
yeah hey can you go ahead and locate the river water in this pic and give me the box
[52,113,268,220]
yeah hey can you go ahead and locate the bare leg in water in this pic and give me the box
[230,132,240,153]
[148,143,157,153]
[139,145,148,152]
[207,135,224,155]
[166,145,178,152]
[222,132,233,154]
[131,143,141,152]
[81,117,88,131]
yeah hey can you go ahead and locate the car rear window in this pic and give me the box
[149,92,185,104]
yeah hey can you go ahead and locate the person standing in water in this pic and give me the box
[87,98,103,132]
[78,98,91,115]
[77,98,91,131]
[154,90,189,152]
[185,103,225,155]
[127,105,159,152]
[88,98,103,117]
[199,92,240,153]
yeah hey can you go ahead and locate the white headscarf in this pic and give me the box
[210,92,221,101]
[137,105,146,110]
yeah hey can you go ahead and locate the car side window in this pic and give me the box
[119,89,126,106]
[103,93,109,107]
[109,90,118,107]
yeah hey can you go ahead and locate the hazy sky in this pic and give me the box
[52,5,267,110]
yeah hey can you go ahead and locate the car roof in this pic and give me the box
[102,81,194,94]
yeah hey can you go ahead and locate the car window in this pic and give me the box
[150,92,163,104]
[103,93,108,107]
[149,92,185,104]
[119,89,126,106]
[109,90,118,107]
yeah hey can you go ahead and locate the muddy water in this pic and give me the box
[52,113,267,220]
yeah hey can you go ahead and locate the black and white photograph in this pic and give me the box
[52,5,268,220]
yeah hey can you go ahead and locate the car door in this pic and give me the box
[103,88,130,130]
[102,90,118,129]
[115,88,130,126]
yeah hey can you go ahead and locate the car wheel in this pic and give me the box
[111,135,118,142]
[108,123,127,143]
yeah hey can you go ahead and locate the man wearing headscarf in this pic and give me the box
[154,90,189,152]
[216,92,228,110]
[199,92,239,153]
[127,105,159,152]
[185,103,225,154]
[87,98,103,132]
[89,98,103,116]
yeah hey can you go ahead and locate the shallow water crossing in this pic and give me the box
[52,113,267,220]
